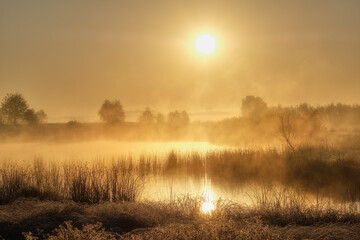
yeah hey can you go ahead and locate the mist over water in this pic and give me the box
[0,141,223,161]
[1,97,360,208]
[0,141,234,202]
[1,140,359,206]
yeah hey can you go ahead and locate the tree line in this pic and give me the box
[209,95,360,148]
[0,93,47,125]
[98,99,189,127]
[240,95,360,129]
[2,92,360,137]
[0,93,189,128]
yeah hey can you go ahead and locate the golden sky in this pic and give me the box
[1,1,359,121]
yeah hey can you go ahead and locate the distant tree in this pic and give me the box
[23,109,47,125]
[67,120,80,128]
[35,110,47,124]
[138,107,155,124]
[298,103,313,115]
[278,109,296,153]
[98,99,125,124]
[167,110,190,129]
[241,95,268,120]
[23,109,37,125]
[0,93,29,124]
[155,113,165,125]
[0,112,4,127]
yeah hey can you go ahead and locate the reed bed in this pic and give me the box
[0,158,144,204]
[1,145,360,204]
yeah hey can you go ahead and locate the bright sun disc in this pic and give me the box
[195,34,216,54]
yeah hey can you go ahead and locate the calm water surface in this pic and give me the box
[0,141,225,161]
[0,141,346,206]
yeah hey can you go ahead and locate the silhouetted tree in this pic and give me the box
[278,109,296,153]
[23,109,37,125]
[138,107,155,124]
[0,112,4,127]
[167,110,190,129]
[98,99,125,124]
[67,120,80,128]
[0,93,29,124]
[155,113,165,125]
[23,109,47,125]
[241,95,268,121]
[35,110,47,124]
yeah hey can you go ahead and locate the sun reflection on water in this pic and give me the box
[202,190,215,215]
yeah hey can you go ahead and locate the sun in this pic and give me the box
[195,34,216,54]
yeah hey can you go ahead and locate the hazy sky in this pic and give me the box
[1,1,359,122]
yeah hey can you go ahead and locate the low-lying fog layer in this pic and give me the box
[1,140,359,207]
[0,141,225,161]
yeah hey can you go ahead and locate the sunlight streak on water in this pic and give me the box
[202,189,215,215]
